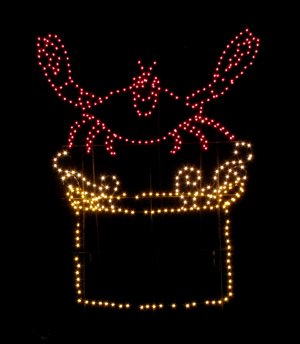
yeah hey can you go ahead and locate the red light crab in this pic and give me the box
[37,28,260,309]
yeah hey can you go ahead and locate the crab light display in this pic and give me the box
[37,28,259,310]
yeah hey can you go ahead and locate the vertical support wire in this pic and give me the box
[80,145,87,308]
[91,146,101,253]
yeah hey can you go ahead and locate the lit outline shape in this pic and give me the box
[36,28,260,155]
[53,141,252,309]
[36,27,260,310]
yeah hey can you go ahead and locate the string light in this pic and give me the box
[37,28,260,155]
[38,28,260,310]
[53,141,252,215]
[185,28,260,109]
[53,141,252,309]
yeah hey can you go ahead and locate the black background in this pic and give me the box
[6,5,294,342]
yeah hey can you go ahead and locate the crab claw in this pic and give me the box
[36,34,102,109]
[36,34,73,86]
[185,28,260,109]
